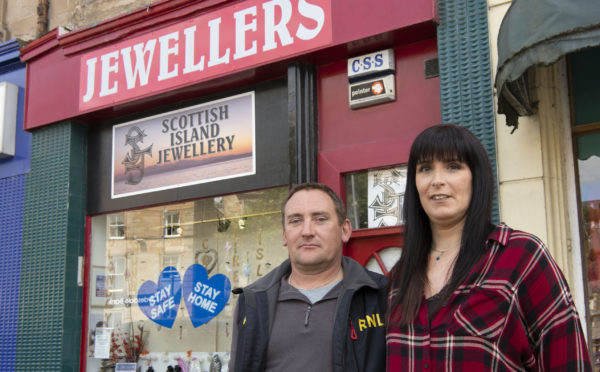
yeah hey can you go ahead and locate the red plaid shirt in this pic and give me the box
[387,224,591,371]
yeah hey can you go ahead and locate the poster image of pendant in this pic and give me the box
[367,166,407,227]
[112,91,256,198]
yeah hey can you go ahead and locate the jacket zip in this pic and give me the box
[304,304,312,326]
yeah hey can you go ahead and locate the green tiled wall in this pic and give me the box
[437,0,499,222]
[17,121,87,372]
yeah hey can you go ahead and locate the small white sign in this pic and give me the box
[115,363,137,371]
[0,81,18,159]
[348,48,395,80]
[94,327,112,359]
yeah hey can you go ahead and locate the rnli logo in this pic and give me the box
[357,313,384,331]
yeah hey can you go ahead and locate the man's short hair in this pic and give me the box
[281,183,347,226]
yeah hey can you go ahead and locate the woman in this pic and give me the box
[386,124,591,370]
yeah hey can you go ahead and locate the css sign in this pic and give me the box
[347,49,395,81]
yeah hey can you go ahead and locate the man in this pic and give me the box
[228,183,387,372]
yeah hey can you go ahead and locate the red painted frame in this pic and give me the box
[21,0,437,130]
[317,38,441,264]
[347,226,405,267]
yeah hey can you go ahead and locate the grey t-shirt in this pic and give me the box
[298,278,342,304]
[264,276,342,372]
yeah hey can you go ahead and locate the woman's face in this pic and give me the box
[415,157,473,230]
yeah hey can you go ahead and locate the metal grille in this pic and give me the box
[437,0,499,222]
[425,58,440,79]
[17,122,87,370]
[0,174,25,371]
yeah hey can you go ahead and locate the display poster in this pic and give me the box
[94,328,112,359]
[112,92,255,198]
[367,166,407,227]
[95,273,107,297]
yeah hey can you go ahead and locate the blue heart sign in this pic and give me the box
[137,266,182,328]
[182,264,231,327]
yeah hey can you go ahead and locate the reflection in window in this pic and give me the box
[86,187,289,371]
[577,132,600,365]
[108,213,125,239]
[108,256,126,296]
[345,165,407,229]
[163,210,181,238]
[162,253,180,270]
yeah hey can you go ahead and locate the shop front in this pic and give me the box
[495,0,600,364]
[19,0,440,370]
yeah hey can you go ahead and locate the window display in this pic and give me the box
[345,165,407,229]
[86,187,288,371]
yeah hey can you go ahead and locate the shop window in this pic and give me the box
[163,210,181,238]
[344,165,407,229]
[570,47,600,367]
[342,165,405,273]
[576,132,600,365]
[108,213,125,239]
[86,187,288,371]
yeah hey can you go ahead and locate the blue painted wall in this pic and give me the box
[0,39,29,371]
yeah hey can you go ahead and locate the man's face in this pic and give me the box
[282,189,351,272]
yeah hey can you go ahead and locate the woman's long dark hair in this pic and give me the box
[387,124,495,325]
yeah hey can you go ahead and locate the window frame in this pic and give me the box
[108,212,125,239]
[163,210,181,238]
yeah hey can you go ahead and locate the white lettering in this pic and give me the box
[121,39,157,89]
[80,0,330,107]
[99,51,119,97]
[204,284,214,298]
[296,0,325,40]
[148,284,172,306]
[183,26,205,74]
[233,6,258,60]
[201,296,218,312]
[82,57,97,102]
[187,292,218,313]
[192,281,222,300]
[207,17,230,67]
[150,297,175,318]
[262,0,294,52]
[158,31,180,81]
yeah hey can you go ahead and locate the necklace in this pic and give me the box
[432,245,459,264]
[288,266,342,290]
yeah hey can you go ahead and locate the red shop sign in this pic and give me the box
[79,0,332,111]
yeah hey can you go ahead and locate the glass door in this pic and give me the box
[576,132,600,367]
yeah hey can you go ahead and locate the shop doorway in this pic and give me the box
[342,167,407,274]
[570,46,600,369]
